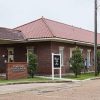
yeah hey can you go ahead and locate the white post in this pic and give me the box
[52,53,62,80]
[59,54,62,79]
[52,53,54,80]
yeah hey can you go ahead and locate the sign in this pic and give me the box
[11,65,26,72]
[54,55,60,68]
[7,62,27,80]
[52,53,61,80]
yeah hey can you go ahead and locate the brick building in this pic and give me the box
[0,17,100,75]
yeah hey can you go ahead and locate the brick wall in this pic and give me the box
[6,62,28,80]
[36,42,52,74]
[0,42,95,75]
[51,42,94,74]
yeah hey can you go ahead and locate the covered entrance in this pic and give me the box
[0,41,28,80]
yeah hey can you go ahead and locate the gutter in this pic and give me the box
[27,37,95,46]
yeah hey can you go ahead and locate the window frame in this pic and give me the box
[7,48,14,62]
[59,46,64,66]
[87,49,91,67]
[27,46,34,63]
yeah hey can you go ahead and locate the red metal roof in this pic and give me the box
[15,17,100,44]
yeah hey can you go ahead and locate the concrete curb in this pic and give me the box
[0,80,73,86]
[0,76,100,86]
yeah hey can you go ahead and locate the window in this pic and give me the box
[27,46,34,63]
[87,50,91,67]
[59,47,64,66]
[80,49,83,54]
[70,48,75,67]
[70,48,83,58]
[7,48,14,62]
[70,48,74,58]
[70,48,83,67]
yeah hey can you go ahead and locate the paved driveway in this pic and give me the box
[0,79,100,100]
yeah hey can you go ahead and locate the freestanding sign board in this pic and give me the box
[52,53,61,80]
[54,55,60,68]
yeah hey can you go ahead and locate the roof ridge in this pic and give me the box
[41,17,55,37]
[13,29,26,39]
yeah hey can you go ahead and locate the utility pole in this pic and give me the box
[94,0,97,76]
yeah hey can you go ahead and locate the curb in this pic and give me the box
[0,76,100,86]
[90,77,100,80]
[0,80,73,86]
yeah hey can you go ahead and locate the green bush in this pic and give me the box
[28,52,38,78]
[70,47,84,77]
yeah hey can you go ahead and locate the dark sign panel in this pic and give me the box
[54,55,60,68]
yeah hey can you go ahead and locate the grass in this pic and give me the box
[0,72,100,84]
[63,72,100,80]
[0,76,52,84]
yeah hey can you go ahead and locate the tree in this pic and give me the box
[28,52,38,78]
[97,50,100,75]
[70,47,84,77]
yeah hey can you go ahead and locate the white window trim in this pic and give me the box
[59,46,64,66]
[87,49,91,67]
[70,48,83,67]
[7,48,14,62]
[80,49,83,54]
[70,48,75,67]
[27,46,34,63]
[70,48,75,58]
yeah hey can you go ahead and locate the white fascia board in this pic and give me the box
[27,38,94,46]
[0,38,24,42]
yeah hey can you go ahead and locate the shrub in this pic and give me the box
[70,47,84,77]
[28,52,38,78]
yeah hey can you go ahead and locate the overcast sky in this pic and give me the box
[0,0,100,32]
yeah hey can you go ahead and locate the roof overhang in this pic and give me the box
[0,38,25,44]
[1,37,100,47]
[27,37,96,47]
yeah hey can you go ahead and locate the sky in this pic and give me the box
[0,0,100,32]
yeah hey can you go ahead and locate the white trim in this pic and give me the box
[70,48,83,67]
[59,46,64,66]
[52,53,62,80]
[87,49,91,67]
[87,49,91,52]
[27,46,34,63]
[0,38,24,42]
[80,49,83,54]
[7,48,14,62]
[70,48,75,67]
[27,38,95,46]
[1,37,100,46]
[70,48,75,58]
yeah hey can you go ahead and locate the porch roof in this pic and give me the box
[0,27,24,41]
